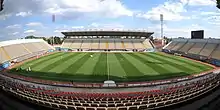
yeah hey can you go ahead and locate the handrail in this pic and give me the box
[2,68,218,88]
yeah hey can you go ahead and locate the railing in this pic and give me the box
[2,68,219,88]
[0,72,219,110]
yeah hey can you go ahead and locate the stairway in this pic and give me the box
[121,41,125,49]
[106,41,109,49]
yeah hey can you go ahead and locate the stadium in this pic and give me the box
[0,29,219,110]
[1,0,220,110]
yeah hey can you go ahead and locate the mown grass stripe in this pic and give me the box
[92,53,107,76]
[76,53,101,75]
[129,53,171,75]
[63,53,94,74]
[115,53,144,76]
[11,52,213,83]
[142,53,196,74]
[39,52,77,72]
[135,53,184,74]
[31,54,70,71]
[108,53,127,78]
[52,53,86,73]
[147,53,202,71]
[152,53,211,71]
[20,52,63,69]
[155,52,212,70]
[25,53,80,77]
[23,53,66,70]
[122,53,158,75]
[24,52,61,64]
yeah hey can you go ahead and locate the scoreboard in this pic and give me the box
[191,30,204,39]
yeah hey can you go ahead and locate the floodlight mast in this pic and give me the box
[160,14,163,39]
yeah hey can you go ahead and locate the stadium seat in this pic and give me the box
[86,107,95,110]
[91,103,99,107]
[128,106,137,110]
[0,68,219,110]
[68,106,76,110]
[97,107,106,110]
[60,104,68,109]
[107,103,115,107]
[139,105,148,110]
[76,107,85,110]
[106,107,117,110]
[100,104,107,107]
[148,103,156,108]
[118,107,127,110]
[52,103,59,109]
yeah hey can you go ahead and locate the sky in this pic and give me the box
[0,0,220,40]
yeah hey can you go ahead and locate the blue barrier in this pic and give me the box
[146,48,155,52]
[60,48,69,52]
[0,65,4,71]
[0,61,10,71]
[54,47,61,51]
[2,61,10,68]
[48,49,55,52]
[211,59,220,66]
[162,49,170,53]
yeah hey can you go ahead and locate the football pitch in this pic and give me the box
[9,52,214,83]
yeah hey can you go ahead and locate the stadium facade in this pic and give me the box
[162,38,220,66]
[0,30,220,110]
[61,30,155,52]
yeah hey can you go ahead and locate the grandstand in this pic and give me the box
[0,39,54,70]
[0,31,220,110]
[61,31,154,51]
[163,38,220,66]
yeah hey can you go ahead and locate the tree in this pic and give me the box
[46,36,62,45]
[47,39,51,44]
[25,35,36,39]
[54,36,62,44]
[217,0,220,9]
[42,37,47,41]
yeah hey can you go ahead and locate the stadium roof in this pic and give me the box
[62,30,154,38]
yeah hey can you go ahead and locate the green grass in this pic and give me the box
[8,52,214,83]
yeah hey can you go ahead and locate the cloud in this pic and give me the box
[54,30,68,33]
[200,12,220,16]
[0,13,12,20]
[206,15,220,25]
[1,0,133,20]
[185,0,215,6]
[55,23,125,31]
[88,22,124,29]
[24,30,36,34]
[137,1,189,21]
[148,23,208,38]
[44,0,133,17]
[71,26,84,29]
[16,11,32,17]
[6,24,21,29]
[26,22,43,27]
[11,32,19,35]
